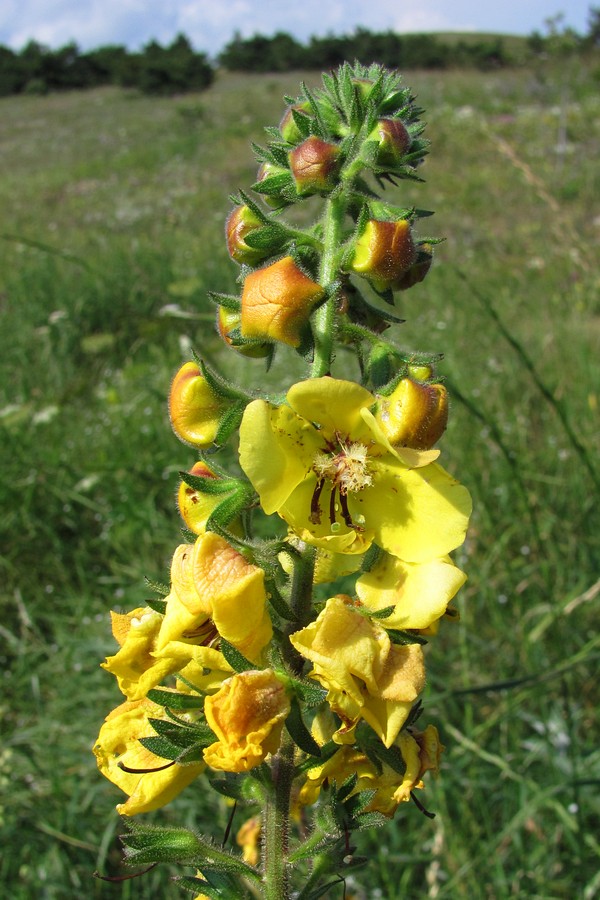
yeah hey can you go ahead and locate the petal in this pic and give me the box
[357,459,472,562]
[279,477,374,554]
[239,399,318,514]
[356,553,467,629]
[286,378,375,439]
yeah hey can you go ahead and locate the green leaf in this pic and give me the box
[144,577,170,597]
[365,604,395,620]
[219,638,254,673]
[146,688,205,710]
[386,629,428,646]
[251,172,292,196]
[145,597,167,615]
[285,696,321,758]
[243,223,288,250]
[206,291,240,311]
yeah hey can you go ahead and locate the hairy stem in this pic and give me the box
[263,732,295,899]
[311,194,348,377]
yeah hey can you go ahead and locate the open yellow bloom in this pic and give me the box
[356,552,467,631]
[93,697,205,815]
[102,606,234,701]
[289,596,425,747]
[156,533,273,663]
[239,377,471,559]
[203,669,291,772]
[298,723,443,816]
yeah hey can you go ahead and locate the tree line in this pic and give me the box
[0,11,598,98]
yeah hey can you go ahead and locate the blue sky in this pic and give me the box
[0,0,593,55]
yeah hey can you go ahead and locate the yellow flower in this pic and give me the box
[169,361,228,448]
[240,256,324,347]
[102,605,233,701]
[156,533,273,664]
[203,669,291,772]
[355,552,467,631]
[239,377,471,559]
[93,697,205,815]
[289,596,425,747]
[236,815,261,866]
[298,723,443,816]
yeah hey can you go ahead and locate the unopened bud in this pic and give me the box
[241,256,324,347]
[407,363,434,382]
[350,219,417,290]
[279,101,312,144]
[217,307,271,358]
[375,378,448,450]
[393,245,433,291]
[177,461,219,534]
[289,136,340,196]
[169,362,229,448]
[225,205,267,266]
[367,117,412,167]
[256,162,291,209]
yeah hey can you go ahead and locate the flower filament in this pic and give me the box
[311,438,372,530]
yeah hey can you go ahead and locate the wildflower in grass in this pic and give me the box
[157,533,272,663]
[355,552,467,631]
[203,669,291,772]
[169,361,229,447]
[239,376,471,559]
[96,64,473,896]
[289,595,425,747]
[374,377,449,450]
[240,256,324,347]
[93,697,205,815]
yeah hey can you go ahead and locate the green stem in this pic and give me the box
[263,732,295,900]
[311,194,348,378]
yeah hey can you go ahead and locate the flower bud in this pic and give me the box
[350,219,417,290]
[289,136,340,196]
[225,204,267,266]
[216,306,271,358]
[375,378,448,450]
[367,118,412,167]
[169,361,229,448]
[393,244,433,291]
[177,461,219,534]
[279,101,312,144]
[407,363,434,382]
[241,256,324,347]
[256,162,291,209]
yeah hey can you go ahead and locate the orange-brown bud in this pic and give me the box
[225,205,267,266]
[279,101,312,144]
[367,118,412,167]
[177,461,220,534]
[168,361,228,448]
[216,307,271,358]
[375,378,448,450]
[289,136,340,196]
[350,219,417,290]
[241,256,324,348]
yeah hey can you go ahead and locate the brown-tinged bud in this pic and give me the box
[350,219,417,290]
[375,378,448,450]
[393,244,433,291]
[289,136,340,196]
[216,306,271,358]
[279,101,312,144]
[177,461,220,534]
[168,361,229,448]
[367,117,412,167]
[225,204,267,266]
[241,256,324,347]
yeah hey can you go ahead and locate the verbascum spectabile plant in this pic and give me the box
[94,62,472,899]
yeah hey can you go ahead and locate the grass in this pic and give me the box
[1,58,599,899]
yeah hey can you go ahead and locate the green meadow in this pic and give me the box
[1,59,599,898]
